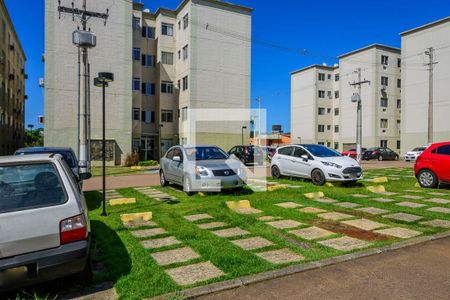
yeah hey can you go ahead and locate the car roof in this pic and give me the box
[15,147,74,153]
[0,153,60,164]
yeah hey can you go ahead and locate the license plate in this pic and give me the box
[350,173,360,179]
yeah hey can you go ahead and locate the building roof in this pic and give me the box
[401,16,450,36]
[338,43,400,59]
[0,1,26,60]
[291,64,338,75]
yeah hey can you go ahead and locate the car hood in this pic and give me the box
[319,156,361,167]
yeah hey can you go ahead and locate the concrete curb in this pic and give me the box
[150,231,450,300]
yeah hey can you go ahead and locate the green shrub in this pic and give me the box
[138,160,158,167]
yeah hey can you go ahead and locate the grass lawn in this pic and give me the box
[86,167,450,299]
[90,166,157,177]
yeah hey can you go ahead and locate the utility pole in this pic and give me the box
[350,68,370,163]
[255,97,261,146]
[58,0,109,174]
[425,47,438,145]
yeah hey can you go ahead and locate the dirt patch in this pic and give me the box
[314,220,392,242]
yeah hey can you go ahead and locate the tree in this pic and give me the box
[25,128,44,147]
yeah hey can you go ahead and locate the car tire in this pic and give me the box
[311,169,326,186]
[160,170,168,187]
[417,169,439,188]
[183,176,195,196]
[378,155,383,161]
[271,165,281,179]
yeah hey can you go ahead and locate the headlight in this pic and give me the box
[321,161,342,169]
[195,166,209,176]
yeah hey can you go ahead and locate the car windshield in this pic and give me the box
[186,146,229,161]
[303,145,342,157]
[412,147,426,152]
[0,163,67,214]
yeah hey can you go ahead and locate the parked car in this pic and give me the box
[270,144,362,185]
[404,146,428,162]
[160,145,246,195]
[228,145,265,165]
[362,147,399,161]
[415,142,450,188]
[0,154,91,292]
[341,147,367,159]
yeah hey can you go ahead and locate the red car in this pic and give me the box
[415,142,450,188]
[342,148,367,159]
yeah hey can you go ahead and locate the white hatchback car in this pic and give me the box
[404,146,427,162]
[271,144,363,185]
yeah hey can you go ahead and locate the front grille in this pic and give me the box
[342,167,362,174]
[212,169,236,176]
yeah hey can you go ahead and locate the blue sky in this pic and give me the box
[5,0,450,132]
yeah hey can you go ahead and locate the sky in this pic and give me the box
[4,0,450,132]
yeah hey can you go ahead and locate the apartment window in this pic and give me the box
[162,23,174,36]
[380,140,388,148]
[178,50,181,60]
[397,140,401,149]
[182,106,188,121]
[132,16,140,30]
[161,81,174,94]
[142,26,155,39]
[381,76,389,86]
[334,91,339,99]
[132,108,140,121]
[335,74,340,81]
[318,125,325,132]
[182,44,188,60]
[142,55,155,67]
[183,13,189,29]
[334,125,339,133]
[132,78,141,91]
[182,76,189,91]
[161,52,174,65]
[161,110,174,122]
[327,91,332,99]
[178,21,181,30]
[133,48,141,61]
[397,120,401,130]
[327,74,332,80]
[142,111,155,124]
[380,97,388,108]
[142,82,155,95]
[380,118,388,129]
[334,108,339,116]
[334,142,339,150]
[381,55,389,65]
[397,99,401,109]
[397,58,401,68]
[397,79,401,88]
[318,107,325,115]
[327,108,331,114]
[318,90,325,98]
[327,125,331,131]
[318,142,325,145]
[318,73,325,81]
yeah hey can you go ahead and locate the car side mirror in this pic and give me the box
[173,156,181,162]
[79,172,92,181]
[301,154,309,162]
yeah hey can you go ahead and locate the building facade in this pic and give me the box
[401,17,450,154]
[291,44,402,153]
[45,0,252,165]
[0,1,26,156]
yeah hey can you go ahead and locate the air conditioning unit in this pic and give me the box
[39,78,45,88]
[72,30,96,48]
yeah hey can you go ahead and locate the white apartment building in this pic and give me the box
[401,16,450,154]
[291,44,402,152]
[45,0,252,164]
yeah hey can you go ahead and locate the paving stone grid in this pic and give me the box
[134,187,177,201]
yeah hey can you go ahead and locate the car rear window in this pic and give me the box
[0,163,67,214]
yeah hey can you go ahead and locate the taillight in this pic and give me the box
[60,214,87,245]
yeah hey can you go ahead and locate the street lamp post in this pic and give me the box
[94,72,114,217]
[241,126,247,145]
[159,124,164,162]
[351,93,362,163]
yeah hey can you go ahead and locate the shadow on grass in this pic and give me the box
[85,191,102,211]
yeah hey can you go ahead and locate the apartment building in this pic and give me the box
[0,1,26,156]
[401,17,450,154]
[291,44,401,152]
[45,0,252,165]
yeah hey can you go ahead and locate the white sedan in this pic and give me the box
[404,146,427,162]
[270,144,363,185]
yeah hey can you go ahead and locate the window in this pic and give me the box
[318,142,325,145]
[334,91,339,99]
[133,108,140,121]
[178,21,181,30]
[327,108,331,114]
[161,81,174,94]
[380,140,388,148]
[397,99,401,109]
[132,139,140,151]
[182,44,188,60]
[381,76,388,86]
[327,74,332,80]
[397,58,401,68]
[380,118,388,129]
[293,147,307,158]
[161,110,173,122]
[178,50,181,60]
[380,97,388,108]
[327,91,332,99]
[183,13,189,29]
[327,125,331,131]
[397,79,401,88]
[161,52,174,65]
[434,145,450,155]
[318,107,325,115]
[318,125,325,132]
[334,125,339,133]
[142,82,155,95]
[133,48,141,61]
[162,23,174,36]
[397,120,401,130]
[182,76,189,91]
[334,142,339,150]
[182,106,188,121]
[397,140,401,149]
[132,78,141,91]
[318,73,325,81]
[335,74,340,81]
[278,147,293,156]
[133,16,140,30]
[142,26,155,38]
[142,54,155,67]
[334,108,339,116]
[327,142,331,147]
[318,90,325,98]
[381,55,389,65]
[141,111,155,124]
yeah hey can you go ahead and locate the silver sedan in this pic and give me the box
[159,145,247,195]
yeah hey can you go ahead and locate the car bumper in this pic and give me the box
[325,167,363,182]
[404,155,417,161]
[0,239,90,292]
[191,175,246,191]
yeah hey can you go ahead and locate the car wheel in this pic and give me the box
[183,176,195,196]
[160,170,168,187]
[311,169,326,186]
[271,165,281,179]
[418,169,438,188]
[378,155,383,161]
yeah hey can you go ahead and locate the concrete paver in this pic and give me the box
[166,261,225,286]
[375,227,421,239]
[150,247,200,266]
[289,226,335,240]
[318,236,371,251]
[231,237,274,250]
[341,219,387,231]
[256,249,304,264]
